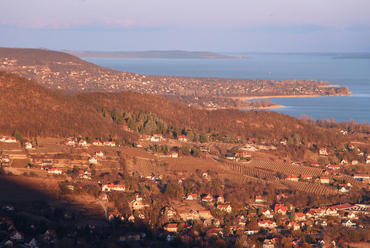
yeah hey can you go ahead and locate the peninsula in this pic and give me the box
[63,50,249,59]
[0,47,351,109]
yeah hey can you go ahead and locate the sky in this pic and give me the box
[1,0,370,53]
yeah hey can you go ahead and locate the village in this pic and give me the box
[0,56,351,110]
[0,128,370,248]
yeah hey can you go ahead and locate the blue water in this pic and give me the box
[84,54,370,123]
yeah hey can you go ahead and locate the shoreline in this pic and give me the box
[202,104,285,111]
[228,93,352,101]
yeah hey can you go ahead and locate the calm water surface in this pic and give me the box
[84,54,370,123]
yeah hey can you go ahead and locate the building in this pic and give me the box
[150,134,163,142]
[286,175,299,181]
[47,168,62,174]
[101,184,126,192]
[320,176,330,184]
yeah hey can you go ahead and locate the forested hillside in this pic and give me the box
[77,91,345,145]
[0,71,137,141]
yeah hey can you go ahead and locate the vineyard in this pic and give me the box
[281,180,337,195]
[135,157,158,177]
[248,160,323,176]
[224,160,278,181]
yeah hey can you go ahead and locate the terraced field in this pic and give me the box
[281,180,337,195]
[225,160,278,181]
[249,160,323,176]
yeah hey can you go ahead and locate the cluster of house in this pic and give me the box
[286,174,330,184]
[0,207,58,247]
[62,138,117,147]
[92,140,116,146]
[0,136,17,143]
[319,146,370,165]
[225,152,252,161]
[150,134,163,142]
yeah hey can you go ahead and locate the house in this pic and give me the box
[306,142,316,147]
[198,210,212,218]
[258,220,277,229]
[276,193,288,201]
[25,142,33,149]
[92,140,103,146]
[185,193,198,200]
[263,239,275,248]
[217,196,225,204]
[47,168,62,174]
[351,160,359,165]
[101,184,126,192]
[131,198,146,210]
[164,223,179,233]
[150,134,163,142]
[63,139,75,146]
[108,211,123,221]
[201,194,213,202]
[178,135,187,141]
[78,140,88,146]
[353,174,370,181]
[255,195,267,203]
[99,192,108,201]
[237,152,252,158]
[26,238,38,247]
[122,126,130,131]
[262,209,273,218]
[286,175,299,181]
[2,205,14,211]
[346,212,358,219]
[320,176,330,184]
[217,204,232,213]
[88,156,98,164]
[338,185,351,193]
[287,222,300,231]
[79,170,91,180]
[274,204,287,215]
[300,175,313,180]
[310,161,320,167]
[200,146,208,152]
[327,164,341,170]
[165,207,177,218]
[225,154,236,160]
[341,159,348,165]
[342,219,356,227]
[4,137,17,143]
[95,151,104,157]
[319,147,328,155]
[10,230,24,241]
[295,212,306,221]
[128,215,135,222]
[103,141,116,146]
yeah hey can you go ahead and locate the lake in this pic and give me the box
[84,53,370,123]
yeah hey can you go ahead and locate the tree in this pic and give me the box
[12,131,22,141]
[181,146,190,155]
[290,211,297,221]
[199,133,208,143]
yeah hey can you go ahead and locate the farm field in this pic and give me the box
[281,180,338,195]
[249,160,323,176]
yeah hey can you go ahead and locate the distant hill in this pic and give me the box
[0,71,138,141]
[76,91,343,144]
[0,71,342,144]
[64,50,249,59]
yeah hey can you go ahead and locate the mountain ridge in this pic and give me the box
[63,50,249,59]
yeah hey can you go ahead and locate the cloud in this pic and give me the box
[0,17,162,31]
[239,24,335,34]
[344,24,370,32]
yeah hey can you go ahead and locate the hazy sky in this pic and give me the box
[1,0,370,52]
